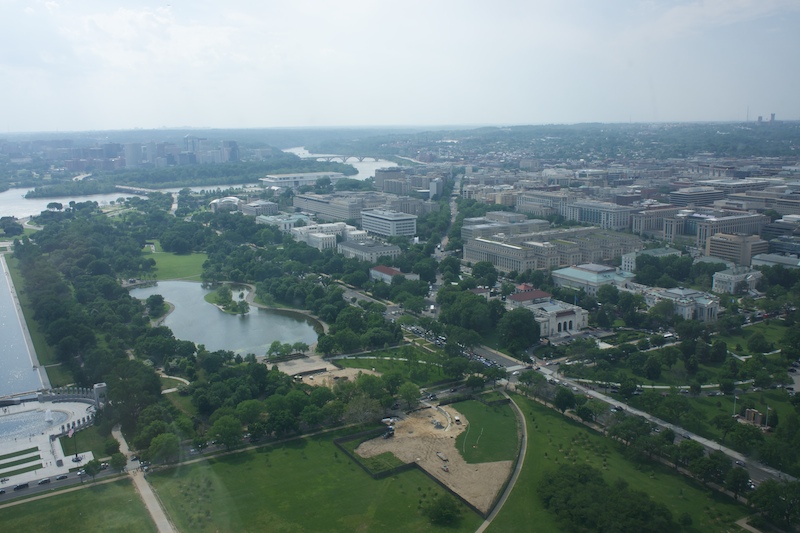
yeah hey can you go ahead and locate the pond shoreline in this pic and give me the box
[129,280,323,355]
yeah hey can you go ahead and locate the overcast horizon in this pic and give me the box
[3,0,799,134]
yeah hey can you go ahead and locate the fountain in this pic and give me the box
[45,409,54,423]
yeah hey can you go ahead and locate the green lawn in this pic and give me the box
[488,395,750,532]
[454,400,519,464]
[144,250,207,280]
[5,256,57,366]
[0,478,156,533]
[59,425,112,461]
[337,351,447,388]
[159,376,184,390]
[685,389,795,442]
[45,363,74,388]
[166,391,198,418]
[150,432,483,533]
[714,321,789,356]
[340,438,405,473]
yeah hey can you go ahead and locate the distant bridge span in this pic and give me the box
[312,155,383,163]
[115,185,159,195]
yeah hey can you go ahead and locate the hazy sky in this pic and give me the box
[2,0,799,132]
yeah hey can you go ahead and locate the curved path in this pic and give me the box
[475,390,528,533]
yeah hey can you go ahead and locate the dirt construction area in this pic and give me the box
[299,367,380,387]
[355,404,512,514]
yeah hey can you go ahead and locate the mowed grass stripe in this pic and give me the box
[0,454,41,471]
[0,463,42,477]
[0,447,38,462]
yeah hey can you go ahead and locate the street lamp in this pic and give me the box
[733,395,738,417]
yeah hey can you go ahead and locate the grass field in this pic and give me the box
[159,376,184,390]
[488,394,750,532]
[0,478,156,533]
[336,350,447,388]
[59,425,112,461]
[683,389,795,442]
[144,249,207,281]
[340,438,405,473]
[45,363,74,388]
[5,256,58,366]
[454,400,519,464]
[149,432,484,532]
[714,321,789,356]
[166,391,198,418]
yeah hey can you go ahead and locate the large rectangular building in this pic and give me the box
[669,186,725,207]
[631,206,682,236]
[642,287,719,323]
[565,200,638,231]
[464,229,641,273]
[706,233,769,265]
[361,209,417,236]
[712,267,762,294]
[551,264,635,296]
[695,213,769,248]
[337,240,402,262]
[260,172,345,188]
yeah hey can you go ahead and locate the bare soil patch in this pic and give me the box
[270,353,334,377]
[300,366,380,387]
[355,405,512,514]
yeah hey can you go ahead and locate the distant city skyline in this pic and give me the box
[2,0,799,133]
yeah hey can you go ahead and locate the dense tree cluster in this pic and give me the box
[13,203,164,432]
[24,153,356,198]
[538,464,676,532]
[316,303,403,355]
[634,254,727,289]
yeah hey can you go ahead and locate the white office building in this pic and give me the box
[361,209,417,236]
[712,267,762,294]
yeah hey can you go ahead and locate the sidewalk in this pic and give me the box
[112,426,176,533]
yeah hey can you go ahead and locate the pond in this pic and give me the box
[129,281,319,356]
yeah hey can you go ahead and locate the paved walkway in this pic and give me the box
[475,390,528,533]
[736,517,763,533]
[157,371,189,394]
[112,426,176,533]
